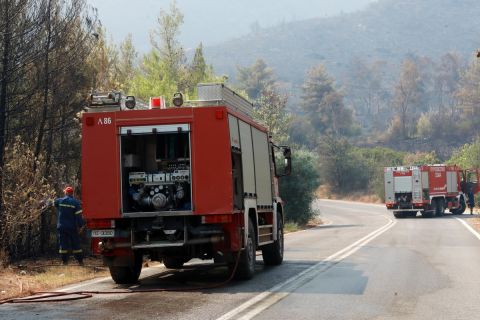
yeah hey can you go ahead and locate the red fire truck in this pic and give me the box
[384,165,478,218]
[82,84,291,283]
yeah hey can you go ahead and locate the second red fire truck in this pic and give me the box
[384,165,478,218]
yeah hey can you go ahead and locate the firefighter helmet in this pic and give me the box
[64,186,74,195]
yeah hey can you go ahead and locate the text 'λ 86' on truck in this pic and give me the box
[384,164,479,219]
[82,83,292,284]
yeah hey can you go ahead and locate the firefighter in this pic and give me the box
[54,186,84,265]
[467,189,475,215]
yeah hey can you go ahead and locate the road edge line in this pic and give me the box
[455,217,480,241]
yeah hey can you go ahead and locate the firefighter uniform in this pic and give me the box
[54,195,84,265]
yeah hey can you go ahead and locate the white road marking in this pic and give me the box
[216,215,396,320]
[455,217,480,241]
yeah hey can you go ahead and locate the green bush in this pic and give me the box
[447,136,480,168]
[279,148,320,225]
[350,147,405,201]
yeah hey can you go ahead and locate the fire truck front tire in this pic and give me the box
[231,218,256,280]
[109,253,143,284]
[262,213,284,266]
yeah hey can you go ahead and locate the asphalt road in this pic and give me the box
[2,200,480,320]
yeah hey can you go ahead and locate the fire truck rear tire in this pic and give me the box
[262,213,284,266]
[421,211,434,218]
[163,257,186,269]
[452,197,466,215]
[231,218,256,280]
[434,199,445,217]
[109,253,143,284]
[393,211,407,219]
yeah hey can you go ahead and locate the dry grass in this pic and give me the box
[0,257,108,301]
[284,216,324,234]
[316,185,382,204]
[470,216,480,232]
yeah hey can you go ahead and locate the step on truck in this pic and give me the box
[384,165,478,218]
[82,83,292,283]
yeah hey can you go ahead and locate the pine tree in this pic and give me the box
[392,59,424,138]
[301,64,353,136]
[237,59,275,101]
[255,88,291,143]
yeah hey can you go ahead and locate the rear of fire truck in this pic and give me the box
[82,84,291,283]
[384,165,474,218]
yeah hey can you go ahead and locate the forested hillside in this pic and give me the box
[205,0,480,84]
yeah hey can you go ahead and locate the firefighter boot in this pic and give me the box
[61,254,69,265]
[74,253,84,266]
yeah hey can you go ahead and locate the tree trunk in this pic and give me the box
[0,0,12,239]
[37,0,53,253]
[34,0,52,171]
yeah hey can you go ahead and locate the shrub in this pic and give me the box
[0,137,57,263]
[416,113,434,138]
[447,136,480,168]
[403,151,439,166]
[279,147,320,225]
[353,147,406,201]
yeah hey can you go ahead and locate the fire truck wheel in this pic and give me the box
[421,211,434,218]
[393,211,407,219]
[109,253,143,284]
[163,257,186,269]
[435,199,445,217]
[262,213,284,266]
[231,218,256,280]
[452,197,466,215]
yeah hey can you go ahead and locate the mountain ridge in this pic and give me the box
[204,0,480,85]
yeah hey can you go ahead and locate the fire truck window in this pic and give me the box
[468,172,478,184]
[231,151,243,209]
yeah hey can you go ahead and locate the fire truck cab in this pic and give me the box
[82,84,291,283]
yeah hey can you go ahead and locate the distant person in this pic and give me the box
[54,186,84,265]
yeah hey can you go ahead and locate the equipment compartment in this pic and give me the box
[120,125,192,214]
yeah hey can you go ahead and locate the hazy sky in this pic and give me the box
[88,0,377,52]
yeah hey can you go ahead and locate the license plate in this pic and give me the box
[91,229,115,238]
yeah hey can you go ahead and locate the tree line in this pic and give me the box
[235,50,480,222]
[0,0,100,262]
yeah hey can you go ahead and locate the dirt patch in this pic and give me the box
[0,257,108,302]
[316,185,382,204]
